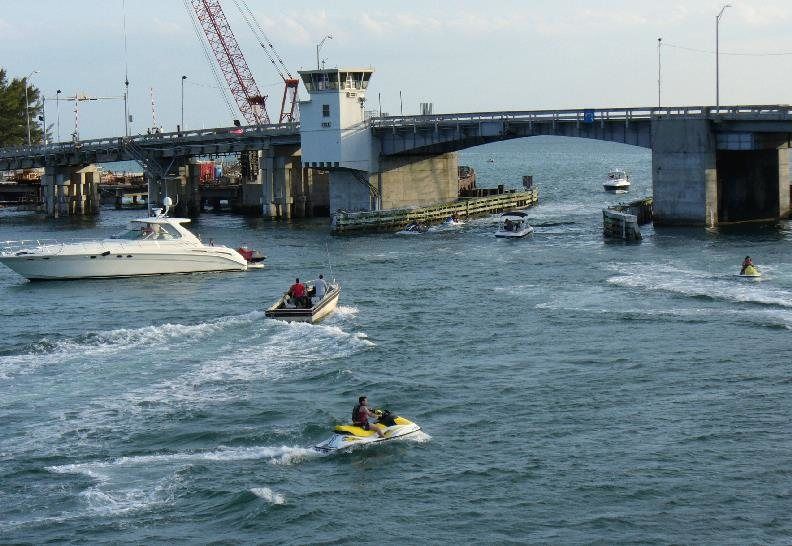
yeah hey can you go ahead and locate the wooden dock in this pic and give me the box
[331,188,539,233]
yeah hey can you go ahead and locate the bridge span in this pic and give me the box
[2,64,791,227]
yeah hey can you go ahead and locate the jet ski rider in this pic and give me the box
[352,396,385,437]
[740,256,753,275]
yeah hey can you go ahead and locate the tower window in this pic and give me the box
[322,104,330,117]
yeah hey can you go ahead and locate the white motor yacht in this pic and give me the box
[604,169,631,193]
[494,211,534,238]
[0,200,249,280]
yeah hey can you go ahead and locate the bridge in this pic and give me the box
[2,65,791,225]
[370,105,792,154]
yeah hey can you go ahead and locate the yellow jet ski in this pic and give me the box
[736,264,761,279]
[314,409,422,454]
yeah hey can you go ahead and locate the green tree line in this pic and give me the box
[0,68,45,147]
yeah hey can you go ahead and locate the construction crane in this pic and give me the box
[186,0,299,125]
[232,0,299,123]
[187,0,270,125]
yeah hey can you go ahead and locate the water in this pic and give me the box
[2,137,792,544]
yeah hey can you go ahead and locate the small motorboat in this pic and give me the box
[236,245,266,270]
[494,211,534,238]
[604,169,631,193]
[736,264,762,280]
[314,409,422,454]
[265,280,341,323]
[396,222,428,235]
[0,198,249,280]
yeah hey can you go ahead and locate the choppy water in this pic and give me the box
[2,137,792,544]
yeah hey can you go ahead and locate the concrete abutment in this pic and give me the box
[652,118,791,226]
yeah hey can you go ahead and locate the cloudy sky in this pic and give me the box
[2,0,791,140]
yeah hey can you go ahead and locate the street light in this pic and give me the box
[657,37,662,108]
[24,70,38,146]
[716,3,731,109]
[56,89,61,142]
[181,75,187,131]
[316,34,333,70]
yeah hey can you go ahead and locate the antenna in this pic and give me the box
[149,87,160,131]
[325,241,336,283]
[122,0,130,136]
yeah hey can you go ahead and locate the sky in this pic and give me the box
[1,0,791,141]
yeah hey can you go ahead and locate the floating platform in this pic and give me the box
[609,197,653,225]
[603,209,642,241]
[330,188,539,234]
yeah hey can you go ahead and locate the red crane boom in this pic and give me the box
[190,0,270,124]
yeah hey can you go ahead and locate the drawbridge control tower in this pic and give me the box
[298,67,460,214]
[298,68,379,211]
[298,68,374,171]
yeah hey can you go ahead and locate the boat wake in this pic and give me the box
[44,445,314,517]
[0,311,267,381]
[607,264,792,308]
[250,487,286,505]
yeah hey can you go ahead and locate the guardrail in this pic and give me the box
[369,105,792,129]
[0,122,300,160]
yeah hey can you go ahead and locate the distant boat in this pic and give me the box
[494,211,534,238]
[487,156,495,163]
[604,169,631,193]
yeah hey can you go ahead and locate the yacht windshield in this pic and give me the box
[111,223,182,241]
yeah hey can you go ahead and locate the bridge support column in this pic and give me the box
[41,165,100,218]
[260,147,312,219]
[716,138,791,223]
[372,153,458,211]
[260,149,278,218]
[652,119,717,226]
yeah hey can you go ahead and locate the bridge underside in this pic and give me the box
[374,119,651,157]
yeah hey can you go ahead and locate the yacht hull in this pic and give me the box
[0,249,247,280]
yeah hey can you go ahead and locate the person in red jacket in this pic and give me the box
[288,278,307,307]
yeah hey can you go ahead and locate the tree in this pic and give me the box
[0,68,45,147]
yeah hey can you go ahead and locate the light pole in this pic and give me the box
[316,35,333,70]
[124,78,130,137]
[56,89,61,142]
[24,70,38,146]
[716,3,731,109]
[181,75,187,131]
[657,37,662,108]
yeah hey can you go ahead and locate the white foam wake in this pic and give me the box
[250,487,286,505]
[44,445,314,518]
[607,265,792,308]
[0,310,266,381]
[47,445,319,478]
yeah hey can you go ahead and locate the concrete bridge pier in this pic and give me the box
[652,119,791,226]
[146,158,200,217]
[326,153,459,213]
[261,147,328,219]
[41,165,100,218]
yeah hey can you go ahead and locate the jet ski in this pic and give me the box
[396,222,428,235]
[314,409,422,454]
[736,264,761,279]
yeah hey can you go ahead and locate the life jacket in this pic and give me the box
[352,404,365,424]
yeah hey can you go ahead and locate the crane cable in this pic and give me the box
[233,0,294,80]
[183,0,237,120]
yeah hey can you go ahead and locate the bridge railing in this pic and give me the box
[0,122,300,160]
[369,105,792,129]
